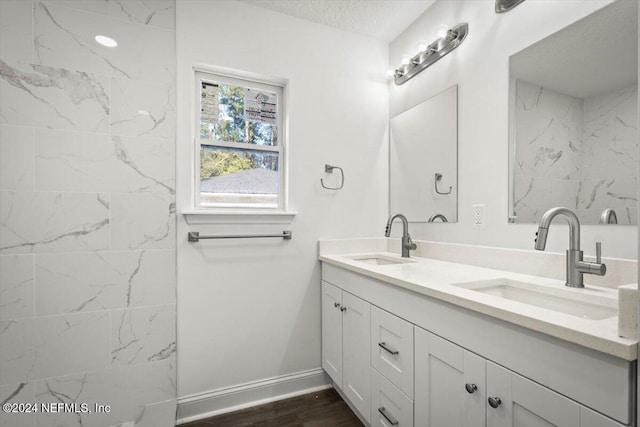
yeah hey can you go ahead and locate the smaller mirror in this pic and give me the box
[390,85,458,222]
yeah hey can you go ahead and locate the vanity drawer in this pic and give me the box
[371,368,413,427]
[371,306,414,398]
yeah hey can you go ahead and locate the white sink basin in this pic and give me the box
[345,254,417,266]
[453,278,617,320]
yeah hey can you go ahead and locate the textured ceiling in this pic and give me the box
[511,0,638,99]
[238,0,436,42]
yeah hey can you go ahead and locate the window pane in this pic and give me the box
[200,146,279,207]
[200,82,278,146]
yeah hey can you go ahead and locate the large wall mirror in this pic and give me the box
[390,85,458,223]
[508,0,638,225]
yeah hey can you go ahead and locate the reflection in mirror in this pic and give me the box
[508,0,638,225]
[390,85,458,223]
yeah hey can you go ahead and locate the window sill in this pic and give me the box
[182,209,297,224]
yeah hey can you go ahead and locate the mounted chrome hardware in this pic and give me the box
[465,383,477,394]
[599,208,618,224]
[435,173,452,195]
[495,0,525,13]
[488,397,502,408]
[428,213,448,222]
[385,213,417,258]
[534,207,606,287]
[340,306,347,312]
[394,23,469,85]
[378,342,399,355]
[334,302,341,308]
[188,231,292,242]
[320,164,344,190]
[377,407,399,426]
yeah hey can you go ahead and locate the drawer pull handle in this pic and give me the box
[334,302,340,308]
[340,306,347,312]
[488,397,502,408]
[378,407,399,425]
[378,342,399,355]
[465,383,477,394]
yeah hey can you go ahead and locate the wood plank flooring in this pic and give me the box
[181,388,363,427]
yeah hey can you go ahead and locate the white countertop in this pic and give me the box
[320,250,638,361]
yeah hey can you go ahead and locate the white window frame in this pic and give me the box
[193,68,287,212]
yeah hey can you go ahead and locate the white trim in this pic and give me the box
[182,209,296,224]
[176,368,331,425]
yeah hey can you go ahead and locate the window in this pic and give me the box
[195,70,285,210]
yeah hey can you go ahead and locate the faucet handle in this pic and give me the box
[596,242,602,264]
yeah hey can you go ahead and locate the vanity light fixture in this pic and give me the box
[495,0,525,13]
[392,23,469,85]
[95,35,118,48]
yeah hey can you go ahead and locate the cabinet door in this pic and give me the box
[321,281,343,387]
[343,291,371,423]
[371,306,414,398]
[371,368,413,427]
[415,328,485,427]
[486,361,580,427]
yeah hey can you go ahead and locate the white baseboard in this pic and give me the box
[176,368,331,425]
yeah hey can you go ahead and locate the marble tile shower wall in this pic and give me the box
[514,80,638,224]
[0,1,177,427]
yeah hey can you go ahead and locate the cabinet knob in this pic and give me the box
[340,306,347,312]
[334,302,340,308]
[488,397,502,408]
[465,383,477,394]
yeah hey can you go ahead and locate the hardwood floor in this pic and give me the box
[181,388,363,427]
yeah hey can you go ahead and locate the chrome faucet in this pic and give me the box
[385,213,417,258]
[534,207,606,288]
[428,213,448,222]
[599,208,618,224]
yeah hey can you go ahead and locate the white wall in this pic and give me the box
[176,0,389,415]
[389,0,637,260]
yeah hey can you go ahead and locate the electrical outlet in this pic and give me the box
[472,204,486,229]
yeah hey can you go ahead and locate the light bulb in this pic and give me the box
[416,40,429,53]
[401,54,411,66]
[435,24,450,39]
[95,35,117,47]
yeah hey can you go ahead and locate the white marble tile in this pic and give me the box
[35,250,175,316]
[34,1,175,83]
[0,382,36,427]
[45,0,109,15]
[108,0,175,30]
[0,191,110,254]
[0,255,34,320]
[110,78,175,139]
[111,305,175,365]
[0,312,110,384]
[0,125,34,191]
[0,62,110,132]
[34,129,175,194]
[35,359,175,427]
[0,0,33,68]
[110,192,175,250]
[130,399,176,427]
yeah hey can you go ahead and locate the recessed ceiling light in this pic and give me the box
[95,35,117,48]
[137,110,151,116]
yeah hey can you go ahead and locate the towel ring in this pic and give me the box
[435,173,452,195]
[321,164,344,190]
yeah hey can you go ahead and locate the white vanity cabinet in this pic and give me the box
[320,263,635,426]
[321,281,371,423]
